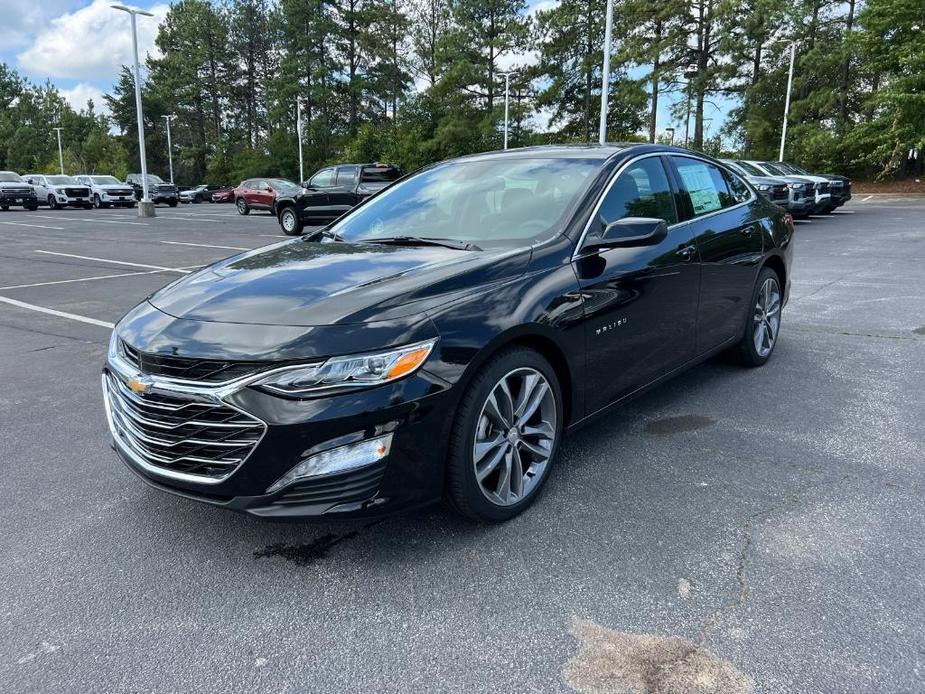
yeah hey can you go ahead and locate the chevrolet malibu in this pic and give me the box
[103,145,793,522]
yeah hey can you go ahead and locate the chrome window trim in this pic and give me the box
[571,151,757,261]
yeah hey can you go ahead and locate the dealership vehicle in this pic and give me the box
[0,171,38,210]
[179,184,222,204]
[234,178,301,215]
[776,161,852,209]
[24,174,91,209]
[103,144,792,522]
[211,186,234,203]
[724,160,814,218]
[126,173,179,206]
[277,163,403,234]
[74,174,136,208]
[745,161,831,214]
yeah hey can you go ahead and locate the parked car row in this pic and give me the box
[0,170,186,210]
[723,160,851,219]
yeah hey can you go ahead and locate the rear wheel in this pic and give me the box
[446,347,563,522]
[279,207,302,235]
[733,267,782,367]
[236,198,250,215]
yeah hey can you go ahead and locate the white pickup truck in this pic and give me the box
[24,174,92,209]
[74,175,137,208]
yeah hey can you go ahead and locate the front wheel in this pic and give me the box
[278,207,303,235]
[733,267,782,367]
[0,204,8,211]
[446,347,563,522]
[168,199,178,208]
[236,198,250,215]
[48,196,59,210]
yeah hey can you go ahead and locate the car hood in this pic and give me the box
[98,184,131,190]
[148,238,530,326]
[746,176,783,186]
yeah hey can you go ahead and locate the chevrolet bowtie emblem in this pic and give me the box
[127,375,153,394]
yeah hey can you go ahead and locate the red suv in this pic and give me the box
[234,178,301,215]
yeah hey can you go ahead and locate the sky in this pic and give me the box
[0,0,731,141]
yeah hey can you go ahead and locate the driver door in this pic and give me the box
[573,155,701,414]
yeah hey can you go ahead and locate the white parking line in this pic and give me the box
[160,241,250,251]
[259,234,288,238]
[31,214,149,226]
[862,195,873,201]
[0,269,167,291]
[0,220,65,230]
[0,295,114,328]
[156,216,224,223]
[34,250,192,273]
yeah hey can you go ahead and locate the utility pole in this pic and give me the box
[162,115,175,184]
[53,127,64,174]
[598,0,614,144]
[296,99,304,183]
[111,4,156,217]
[499,72,514,150]
[779,43,796,162]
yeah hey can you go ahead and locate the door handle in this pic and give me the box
[741,224,757,237]
[676,245,696,261]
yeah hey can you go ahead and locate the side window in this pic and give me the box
[310,169,334,188]
[335,166,359,186]
[672,157,736,216]
[595,157,678,233]
[723,169,752,204]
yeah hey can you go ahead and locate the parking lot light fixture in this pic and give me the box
[666,127,675,146]
[162,115,175,184]
[498,72,514,150]
[111,4,156,218]
[53,127,64,174]
[779,43,796,162]
[598,0,614,145]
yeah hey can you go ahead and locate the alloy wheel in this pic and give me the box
[753,276,781,358]
[281,209,296,233]
[472,367,557,507]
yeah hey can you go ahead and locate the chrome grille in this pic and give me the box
[104,370,265,481]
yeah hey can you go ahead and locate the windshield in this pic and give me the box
[330,158,599,247]
[759,162,787,176]
[780,162,807,175]
[730,160,764,177]
[47,175,77,184]
[145,175,165,184]
[91,176,121,184]
[269,179,301,194]
[0,172,24,182]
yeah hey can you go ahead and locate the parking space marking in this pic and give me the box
[0,295,114,328]
[259,234,288,238]
[31,215,149,226]
[35,250,192,273]
[862,195,873,201]
[160,241,250,251]
[0,220,66,230]
[0,269,167,291]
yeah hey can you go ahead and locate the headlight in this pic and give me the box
[757,184,770,191]
[254,338,437,395]
[788,183,802,189]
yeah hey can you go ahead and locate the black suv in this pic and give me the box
[276,163,402,234]
[126,174,179,206]
[104,145,793,522]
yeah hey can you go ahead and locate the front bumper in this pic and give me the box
[103,353,456,520]
[0,191,37,205]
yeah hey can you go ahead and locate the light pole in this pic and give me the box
[111,4,155,217]
[683,64,698,147]
[498,72,514,150]
[296,99,304,183]
[162,114,175,184]
[598,0,614,144]
[779,43,796,162]
[52,127,64,174]
[666,127,675,146]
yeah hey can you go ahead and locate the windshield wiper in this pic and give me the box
[360,236,481,251]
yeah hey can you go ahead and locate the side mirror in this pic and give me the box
[592,217,668,249]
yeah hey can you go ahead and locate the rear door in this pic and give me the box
[574,155,701,413]
[668,155,765,353]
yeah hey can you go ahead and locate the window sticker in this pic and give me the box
[678,163,722,215]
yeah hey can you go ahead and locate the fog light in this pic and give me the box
[266,434,393,494]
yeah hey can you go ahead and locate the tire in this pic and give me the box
[93,194,104,209]
[236,198,250,215]
[168,199,178,208]
[446,347,564,522]
[48,196,59,210]
[82,202,92,209]
[279,206,303,235]
[0,204,8,211]
[25,203,37,211]
[732,266,783,367]
[194,194,203,204]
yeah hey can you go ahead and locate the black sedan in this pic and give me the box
[102,145,793,522]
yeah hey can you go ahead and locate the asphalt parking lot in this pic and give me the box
[1,199,923,693]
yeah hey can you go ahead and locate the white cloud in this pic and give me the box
[0,0,74,51]
[60,83,109,115]
[17,0,169,81]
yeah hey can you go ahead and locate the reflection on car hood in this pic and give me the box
[149,239,529,326]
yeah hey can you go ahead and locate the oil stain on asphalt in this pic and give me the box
[644,414,716,437]
[564,618,752,694]
[913,326,925,335]
[254,531,359,566]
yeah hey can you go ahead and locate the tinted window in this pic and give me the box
[361,165,401,183]
[335,166,359,185]
[730,160,764,177]
[672,157,736,216]
[596,157,677,231]
[330,157,599,247]
[723,169,752,203]
[310,169,334,187]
